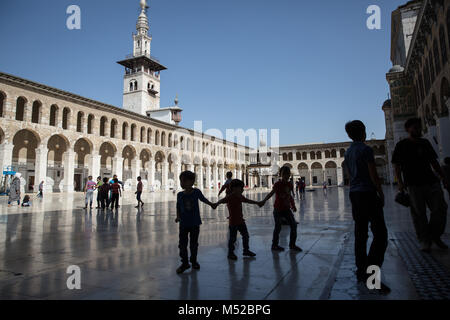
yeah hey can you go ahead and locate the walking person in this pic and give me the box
[260,166,302,252]
[344,120,390,293]
[135,176,144,208]
[84,176,97,210]
[218,171,233,197]
[8,173,21,207]
[98,177,110,210]
[37,180,44,199]
[392,118,449,252]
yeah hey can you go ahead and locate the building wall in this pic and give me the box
[0,73,248,193]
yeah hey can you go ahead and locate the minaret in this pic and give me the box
[117,0,167,116]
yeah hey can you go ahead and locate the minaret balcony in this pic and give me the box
[148,88,159,95]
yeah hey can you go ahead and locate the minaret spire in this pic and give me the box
[136,0,149,36]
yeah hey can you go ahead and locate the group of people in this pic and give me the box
[174,117,449,296]
[175,166,302,274]
[294,178,306,199]
[344,117,449,293]
[83,174,132,210]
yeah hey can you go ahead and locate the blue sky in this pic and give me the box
[0,0,406,145]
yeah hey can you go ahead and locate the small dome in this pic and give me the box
[382,99,391,108]
[389,65,404,73]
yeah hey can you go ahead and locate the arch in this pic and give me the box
[155,130,160,146]
[140,126,145,143]
[31,100,42,124]
[180,136,185,150]
[310,151,316,160]
[49,104,59,126]
[122,122,129,140]
[161,131,166,147]
[168,133,173,148]
[46,134,70,192]
[311,162,323,186]
[122,145,137,172]
[16,96,27,121]
[100,116,108,137]
[147,128,152,144]
[311,162,323,169]
[302,152,307,160]
[140,148,152,169]
[339,148,346,157]
[130,124,137,141]
[62,107,71,130]
[282,153,288,161]
[316,151,322,160]
[99,142,117,170]
[181,153,191,165]
[87,114,95,134]
[74,138,93,167]
[325,161,337,168]
[12,129,41,192]
[298,162,308,170]
[76,111,84,133]
[325,150,331,159]
[324,161,337,186]
[0,91,4,118]
[111,119,118,138]
[331,149,337,158]
[283,163,293,169]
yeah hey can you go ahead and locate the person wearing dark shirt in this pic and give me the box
[175,171,216,274]
[110,178,122,209]
[218,171,233,197]
[135,176,144,208]
[99,177,110,210]
[216,179,263,260]
[261,166,302,252]
[392,118,449,252]
[344,120,389,294]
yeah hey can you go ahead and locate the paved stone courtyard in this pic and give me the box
[0,187,449,300]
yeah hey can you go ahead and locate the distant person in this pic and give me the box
[215,179,263,260]
[98,177,110,210]
[345,120,389,294]
[84,176,97,209]
[21,195,31,207]
[392,118,449,252]
[218,171,233,197]
[110,178,122,209]
[295,179,300,199]
[109,175,124,207]
[175,171,217,274]
[95,176,103,208]
[260,166,302,252]
[37,180,44,199]
[135,176,144,208]
[8,173,21,207]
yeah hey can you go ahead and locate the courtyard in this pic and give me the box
[0,186,449,300]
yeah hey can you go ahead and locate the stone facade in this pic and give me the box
[0,72,248,193]
[385,0,450,167]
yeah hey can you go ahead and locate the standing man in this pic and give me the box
[38,180,44,199]
[95,176,103,209]
[392,118,449,252]
[344,120,389,293]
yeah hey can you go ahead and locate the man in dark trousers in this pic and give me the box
[392,118,449,252]
[344,120,389,294]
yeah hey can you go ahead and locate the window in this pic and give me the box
[16,97,26,121]
[50,105,58,126]
[129,80,138,92]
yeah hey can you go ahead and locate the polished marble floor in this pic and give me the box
[0,187,449,300]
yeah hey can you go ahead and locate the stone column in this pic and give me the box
[268,175,273,189]
[63,150,75,192]
[221,166,225,184]
[148,159,155,189]
[162,162,169,191]
[89,153,101,179]
[131,159,141,189]
[197,165,203,189]
[309,170,313,187]
[212,165,218,190]
[337,167,344,186]
[206,165,212,190]
[34,146,48,192]
[174,162,182,190]
[112,156,124,180]
[0,143,14,176]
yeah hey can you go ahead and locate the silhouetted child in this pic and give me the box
[135,176,144,208]
[261,166,302,252]
[175,171,216,274]
[216,179,263,260]
[110,178,121,209]
[345,120,389,294]
[21,195,31,207]
[218,171,233,197]
[99,177,110,210]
